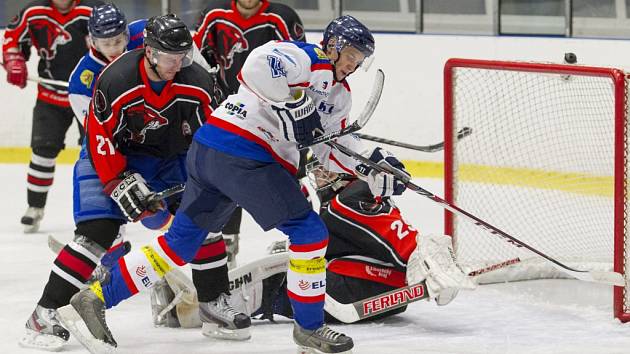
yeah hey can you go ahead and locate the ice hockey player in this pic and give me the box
[56,14,409,354]
[19,14,226,352]
[3,0,104,233]
[193,0,307,268]
[150,158,475,328]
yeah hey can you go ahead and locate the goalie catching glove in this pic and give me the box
[406,233,476,303]
[272,91,324,146]
[104,171,163,222]
[355,147,410,197]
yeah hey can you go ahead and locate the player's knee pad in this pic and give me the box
[278,210,328,246]
[74,219,123,250]
[141,209,174,230]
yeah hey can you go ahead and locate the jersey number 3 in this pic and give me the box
[96,135,115,155]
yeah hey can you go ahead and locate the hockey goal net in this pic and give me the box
[443,58,630,321]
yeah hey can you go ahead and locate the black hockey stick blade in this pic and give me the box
[356,126,473,153]
[324,281,429,323]
[327,141,624,287]
[298,69,384,149]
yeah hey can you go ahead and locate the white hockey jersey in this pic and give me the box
[194,40,365,175]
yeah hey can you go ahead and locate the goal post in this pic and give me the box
[443,58,629,322]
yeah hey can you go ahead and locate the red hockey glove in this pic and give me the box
[3,52,27,88]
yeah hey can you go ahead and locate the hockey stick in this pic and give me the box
[297,69,385,149]
[0,61,69,87]
[327,141,624,286]
[154,183,185,200]
[466,257,522,277]
[356,126,473,153]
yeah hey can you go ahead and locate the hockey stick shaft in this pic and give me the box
[327,141,624,286]
[298,69,384,149]
[154,183,185,200]
[0,61,69,87]
[467,257,522,277]
[356,126,473,153]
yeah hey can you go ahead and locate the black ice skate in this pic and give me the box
[293,323,354,354]
[19,305,70,351]
[199,292,251,340]
[21,206,44,233]
[57,287,117,354]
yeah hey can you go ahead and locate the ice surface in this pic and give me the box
[2,164,630,354]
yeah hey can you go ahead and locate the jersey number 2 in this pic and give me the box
[96,135,115,155]
[390,220,415,240]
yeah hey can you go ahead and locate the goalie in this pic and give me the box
[150,157,475,326]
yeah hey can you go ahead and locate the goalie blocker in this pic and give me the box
[151,179,474,326]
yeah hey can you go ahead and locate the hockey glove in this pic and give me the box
[272,92,324,146]
[104,171,162,222]
[3,52,27,88]
[355,147,410,197]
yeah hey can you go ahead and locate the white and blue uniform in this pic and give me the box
[134,40,368,331]
[68,19,146,122]
[197,40,365,175]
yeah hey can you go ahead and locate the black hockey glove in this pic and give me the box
[272,92,324,146]
[355,147,410,197]
[104,171,162,222]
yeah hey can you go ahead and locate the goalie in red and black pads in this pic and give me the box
[2,0,104,233]
[193,0,306,268]
[19,14,228,352]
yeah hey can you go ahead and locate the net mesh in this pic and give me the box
[446,63,627,295]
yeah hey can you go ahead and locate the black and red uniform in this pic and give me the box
[2,0,103,209]
[193,0,305,94]
[262,180,419,322]
[193,0,305,245]
[37,48,225,310]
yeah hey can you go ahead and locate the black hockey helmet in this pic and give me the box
[144,14,192,53]
[89,3,128,39]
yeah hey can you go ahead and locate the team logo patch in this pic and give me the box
[30,19,73,60]
[314,47,328,60]
[94,90,108,113]
[126,105,169,143]
[267,55,286,78]
[80,70,94,89]
[298,280,310,291]
[214,23,249,69]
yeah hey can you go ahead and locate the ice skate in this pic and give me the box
[21,206,44,233]
[200,292,251,340]
[293,323,354,354]
[223,233,239,269]
[19,305,70,351]
[57,287,117,354]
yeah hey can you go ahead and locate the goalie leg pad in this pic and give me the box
[406,234,475,301]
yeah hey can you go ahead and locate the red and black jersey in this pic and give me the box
[321,181,419,272]
[86,49,224,185]
[193,0,305,94]
[2,0,104,106]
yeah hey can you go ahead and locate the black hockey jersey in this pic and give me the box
[193,0,305,93]
[2,0,104,106]
[86,49,224,184]
[321,181,419,272]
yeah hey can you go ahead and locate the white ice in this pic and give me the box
[2,164,630,354]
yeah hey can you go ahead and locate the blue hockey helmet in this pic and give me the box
[323,15,375,62]
[88,3,128,39]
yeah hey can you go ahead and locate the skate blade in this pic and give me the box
[18,328,66,352]
[57,305,116,354]
[201,322,251,341]
[297,345,353,354]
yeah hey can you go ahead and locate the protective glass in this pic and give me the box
[150,48,194,69]
[91,31,129,59]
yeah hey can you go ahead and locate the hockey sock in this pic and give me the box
[190,233,229,302]
[286,240,328,330]
[27,153,55,208]
[101,235,185,308]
